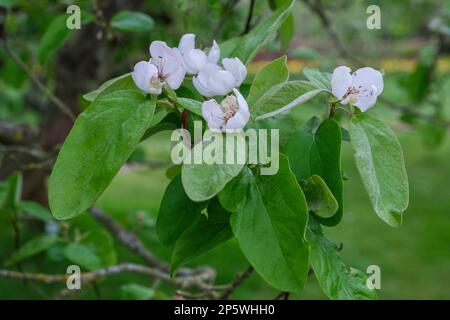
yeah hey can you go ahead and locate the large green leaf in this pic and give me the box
[252,81,323,118]
[246,56,289,108]
[230,155,310,291]
[156,175,207,246]
[171,199,233,272]
[110,11,155,33]
[177,98,203,117]
[49,90,155,220]
[284,117,343,226]
[64,230,117,270]
[349,114,409,226]
[5,235,58,266]
[308,221,377,300]
[38,13,93,64]
[181,134,245,202]
[226,0,295,64]
[269,0,295,50]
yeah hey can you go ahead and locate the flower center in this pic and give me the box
[220,95,238,123]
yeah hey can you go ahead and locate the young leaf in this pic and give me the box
[181,134,245,202]
[2,171,22,213]
[230,155,310,291]
[110,11,155,33]
[349,114,409,227]
[270,0,295,50]
[246,56,289,108]
[156,175,207,246]
[38,13,93,64]
[251,80,321,117]
[226,0,295,64]
[19,201,53,222]
[5,235,58,266]
[300,175,338,218]
[284,117,343,226]
[82,73,136,103]
[64,230,117,270]
[49,90,155,220]
[177,98,203,117]
[308,222,377,300]
[171,199,233,272]
[303,68,332,91]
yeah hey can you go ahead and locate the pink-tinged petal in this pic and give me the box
[331,66,352,99]
[223,58,247,87]
[202,99,225,130]
[223,111,248,131]
[193,75,214,97]
[352,67,384,96]
[166,66,186,90]
[179,33,195,55]
[183,49,207,75]
[208,70,235,96]
[208,40,220,64]
[132,61,158,93]
[149,40,171,59]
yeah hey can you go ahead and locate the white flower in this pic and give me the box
[331,66,384,112]
[193,58,247,97]
[202,89,250,132]
[132,41,186,95]
[178,34,220,75]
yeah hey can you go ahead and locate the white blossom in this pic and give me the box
[331,66,384,111]
[132,41,185,95]
[178,34,220,75]
[202,89,250,132]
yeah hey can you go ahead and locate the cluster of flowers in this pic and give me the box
[132,34,384,132]
[132,34,249,131]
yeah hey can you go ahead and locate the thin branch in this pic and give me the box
[219,265,254,299]
[242,0,256,35]
[0,40,75,121]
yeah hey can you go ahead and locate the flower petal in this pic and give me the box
[208,40,220,64]
[223,58,247,87]
[352,67,384,96]
[331,66,352,99]
[208,70,235,96]
[149,40,171,59]
[183,49,207,75]
[202,99,225,131]
[193,75,214,97]
[132,61,158,93]
[179,33,195,55]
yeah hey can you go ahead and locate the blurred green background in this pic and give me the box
[1,0,449,299]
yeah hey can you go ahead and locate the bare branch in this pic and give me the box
[219,265,254,299]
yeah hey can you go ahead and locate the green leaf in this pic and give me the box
[270,0,295,49]
[156,175,207,246]
[181,134,245,202]
[308,222,377,300]
[171,198,233,272]
[226,0,295,64]
[38,13,93,64]
[300,175,338,218]
[64,230,117,270]
[49,90,155,220]
[246,56,289,108]
[1,171,22,213]
[5,235,58,266]
[19,201,53,222]
[230,155,310,291]
[82,73,136,103]
[110,11,155,33]
[177,98,203,117]
[252,81,323,118]
[120,283,154,300]
[349,114,409,226]
[284,117,343,226]
[0,0,14,8]
[303,68,332,91]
